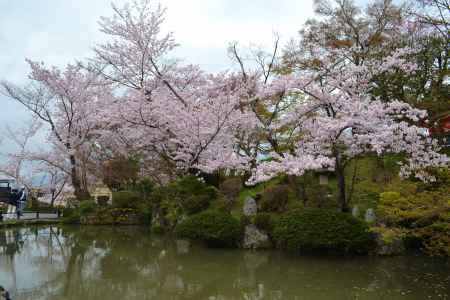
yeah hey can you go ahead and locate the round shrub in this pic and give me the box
[181,194,211,215]
[158,175,218,215]
[113,191,141,209]
[79,200,97,216]
[273,209,375,254]
[260,185,290,212]
[175,210,241,248]
[62,208,80,224]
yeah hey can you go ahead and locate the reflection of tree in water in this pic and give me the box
[0,227,67,299]
[0,228,25,257]
[1,226,449,300]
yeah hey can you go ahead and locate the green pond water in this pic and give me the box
[0,226,449,300]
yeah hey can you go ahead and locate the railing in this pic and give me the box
[0,210,62,222]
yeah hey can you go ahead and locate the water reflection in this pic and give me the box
[0,226,449,300]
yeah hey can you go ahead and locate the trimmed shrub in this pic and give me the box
[175,210,241,247]
[151,176,218,225]
[113,191,141,209]
[79,200,97,216]
[181,194,211,215]
[175,176,217,214]
[273,209,375,254]
[260,185,290,212]
[61,208,80,224]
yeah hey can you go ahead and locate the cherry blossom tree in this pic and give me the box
[91,0,249,177]
[1,0,447,213]
[1,62,111,200]
[248,1,449,211]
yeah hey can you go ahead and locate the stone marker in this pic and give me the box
[365,208,376,223]
[352,206,360,218]
[243,196,257,216]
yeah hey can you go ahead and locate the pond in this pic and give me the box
[0,226,449,300]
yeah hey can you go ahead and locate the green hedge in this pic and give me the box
[273,209,375,254]
[61,207,81,224]
[79,200,97,215]
[175,210,241,248]
[112,191,141,209]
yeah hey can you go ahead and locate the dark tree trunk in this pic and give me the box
[289,175,308,207]
[70,154,90,200]
[335,153,349,213]
[50,189,55,208]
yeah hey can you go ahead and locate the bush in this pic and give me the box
[174,176,217,213]
[125,178,154,199]
[416,222,450,257]
[61,208,80,224]
[260,185,290,212]
[181,194,211,215]
[220,177,242,204]
[240,214,251,227]
[253,213,274,233]
[377,185,450,256]
[113,191,141,209]
[273,209,375,254]
[79,200,97,216]
[378,188,449,228]
[150,176,218,227]
[175,210,241,248]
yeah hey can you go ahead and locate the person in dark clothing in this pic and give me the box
[0,286,12,300]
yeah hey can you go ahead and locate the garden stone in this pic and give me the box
[365,208,376,223]
[242,224,271,249]
[243,197,257,216]
[352,206,360,218]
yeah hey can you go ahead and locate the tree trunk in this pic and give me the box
[335,153,349,213]
[289,175,308,207]
[70,154,90,200]
[50,189,55,208]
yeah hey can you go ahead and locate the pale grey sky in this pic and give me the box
[0,0,314,139]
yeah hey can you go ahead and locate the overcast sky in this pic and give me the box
[0,0,314,151]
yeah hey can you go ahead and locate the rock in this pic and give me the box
[364,208,376,223]
[375,233,405,256]
[352,206,360,218]
[242,224,271,249]
[243,197,257,216]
